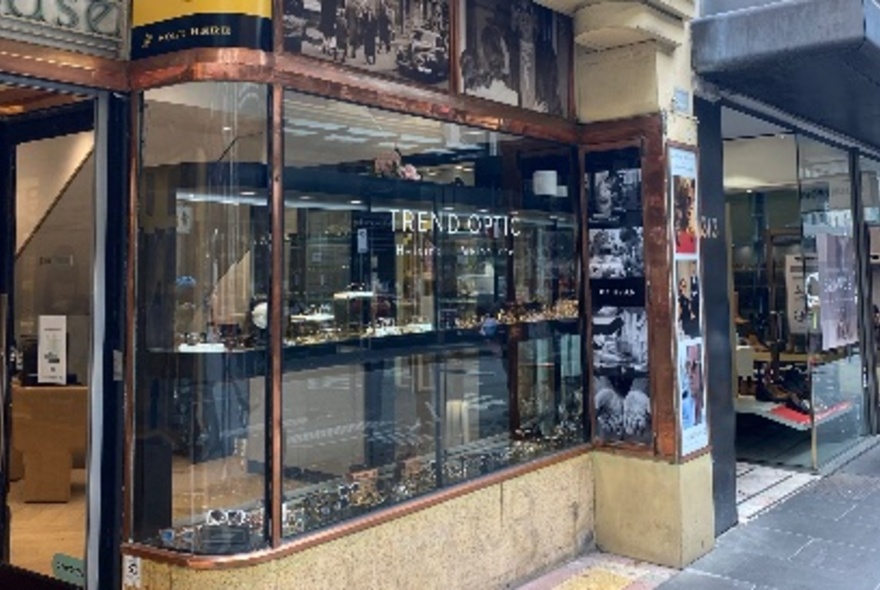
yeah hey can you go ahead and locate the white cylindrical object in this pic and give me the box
[533,170,558,196]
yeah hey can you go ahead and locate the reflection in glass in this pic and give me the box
[279,91,584,538]
[133,82,269,553]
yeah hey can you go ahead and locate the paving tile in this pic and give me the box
[736,468,797,503]
[689,548,874,590]
[752,510,880,552]
[837,447,880,476]
[659,571,757,590]
[790,538,880,580]
[764,488,856,521]
[715,525,811,560]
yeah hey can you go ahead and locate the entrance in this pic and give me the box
[0,85,97,588]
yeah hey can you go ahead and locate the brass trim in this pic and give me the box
[269,83,284,549]
[0,38,126,90]
[120,446,592,570]
[122,94,140,542]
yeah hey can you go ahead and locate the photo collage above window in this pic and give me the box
[281,0,573,118]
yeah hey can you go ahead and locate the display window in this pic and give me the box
[131,82,586,554]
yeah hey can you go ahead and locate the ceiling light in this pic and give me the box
[351,199,363,205]
[241,190,256,196]
[478,208,489,213]
[455,165,464,171]
[288,118,345,131]
[746,189,754,193]
[300,196,313,201]
[348,126,397,138]
[222,126,232,132]
[443,206,454,211]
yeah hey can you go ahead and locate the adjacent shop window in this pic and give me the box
[279,91,585,538]
[585,148,651,446]
[133,82,270,553]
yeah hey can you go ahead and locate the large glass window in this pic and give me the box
[278,91,584,538]
[133,82,270,554]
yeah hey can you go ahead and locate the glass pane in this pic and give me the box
[280,90,584,538]
[797,136,866,467]
[133,82,270,553]
[862,156,880,431]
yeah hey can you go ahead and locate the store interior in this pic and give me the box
[723,107,871,470]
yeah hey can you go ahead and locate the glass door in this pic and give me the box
[0,87,95,588]
[796,136,868,467]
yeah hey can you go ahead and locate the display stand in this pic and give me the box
[734,396,853,431]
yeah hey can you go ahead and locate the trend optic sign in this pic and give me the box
[132,0,272,60]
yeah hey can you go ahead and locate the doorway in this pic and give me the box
[0,85,96,588]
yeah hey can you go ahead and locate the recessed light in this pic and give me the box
[478,208,489,213]
[455,165,464,171]
[443,206,454,211]
[241,190,256,196]
[351,199,363,205]
[300,196,313,201]
[222,126,232,132]
[746,189,754,193]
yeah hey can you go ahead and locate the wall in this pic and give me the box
[125,452,594,590]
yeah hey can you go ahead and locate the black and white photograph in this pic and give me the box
[459,0,572,116]
[676,259,701,339]
[588,227,645,279]
[283,0,451,87]
[592,306,648,373]
[588,168,642,222]
[594,375,651,444]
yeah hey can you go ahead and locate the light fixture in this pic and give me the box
[300,196,313,201]
[351,199,363,205]
[478,208,489,213]
[241,190,256,196]
[746,189,754,193]
[222,126,232,132]
[443,206,454,211]
[455,165,464,171]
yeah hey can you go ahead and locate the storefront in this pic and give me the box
[0,1,713,588]
[695,0,880,531]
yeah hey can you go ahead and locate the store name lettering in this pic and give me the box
[700,216,720,240]
[150,25,232,45]
[389,209,521,237]
[0,0,122,37]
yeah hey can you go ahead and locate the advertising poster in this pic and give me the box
[458,0,572,116]
[284,0,451,87]
[586,147,649,445]
[38,315,66,385]
[669,148,698,255]
[817,233,859,349]
[675,259,701,339]
[784,254,818,335]
[669,146,708,456]
[678,340,709,456]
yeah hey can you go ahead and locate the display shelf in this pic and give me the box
[735,395,854,431]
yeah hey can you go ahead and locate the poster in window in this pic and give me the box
[283,0,451,88]
[678,340,708,456]
[594,374,651,445]
[458,0,572,117]
[670,148,698,255]
[38,315,66,385]
[817,233,858,350]
[784,254,817,335]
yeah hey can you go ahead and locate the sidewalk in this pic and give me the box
[662,443,880,589]
[518,442,880,590]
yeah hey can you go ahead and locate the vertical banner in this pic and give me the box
[669,147,709,456]
[816,233,858,350]
[586,148,651,445]
[38,315,67,385]
[132,0,273,59]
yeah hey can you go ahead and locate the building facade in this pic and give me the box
[0,1,813,589]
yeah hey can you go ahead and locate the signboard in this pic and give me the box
[0,0,124,57]
[38,315,66,385]
[669,146,709,457]
[132,0,272,60]
[53,553,84,587]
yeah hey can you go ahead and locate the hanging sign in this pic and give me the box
[131,0,272,60]
[38,315,66,385]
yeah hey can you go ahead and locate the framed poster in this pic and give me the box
[669,146,709,457]
[283,0,451,88]
[458,0,572,116]
[586,147,650,445]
